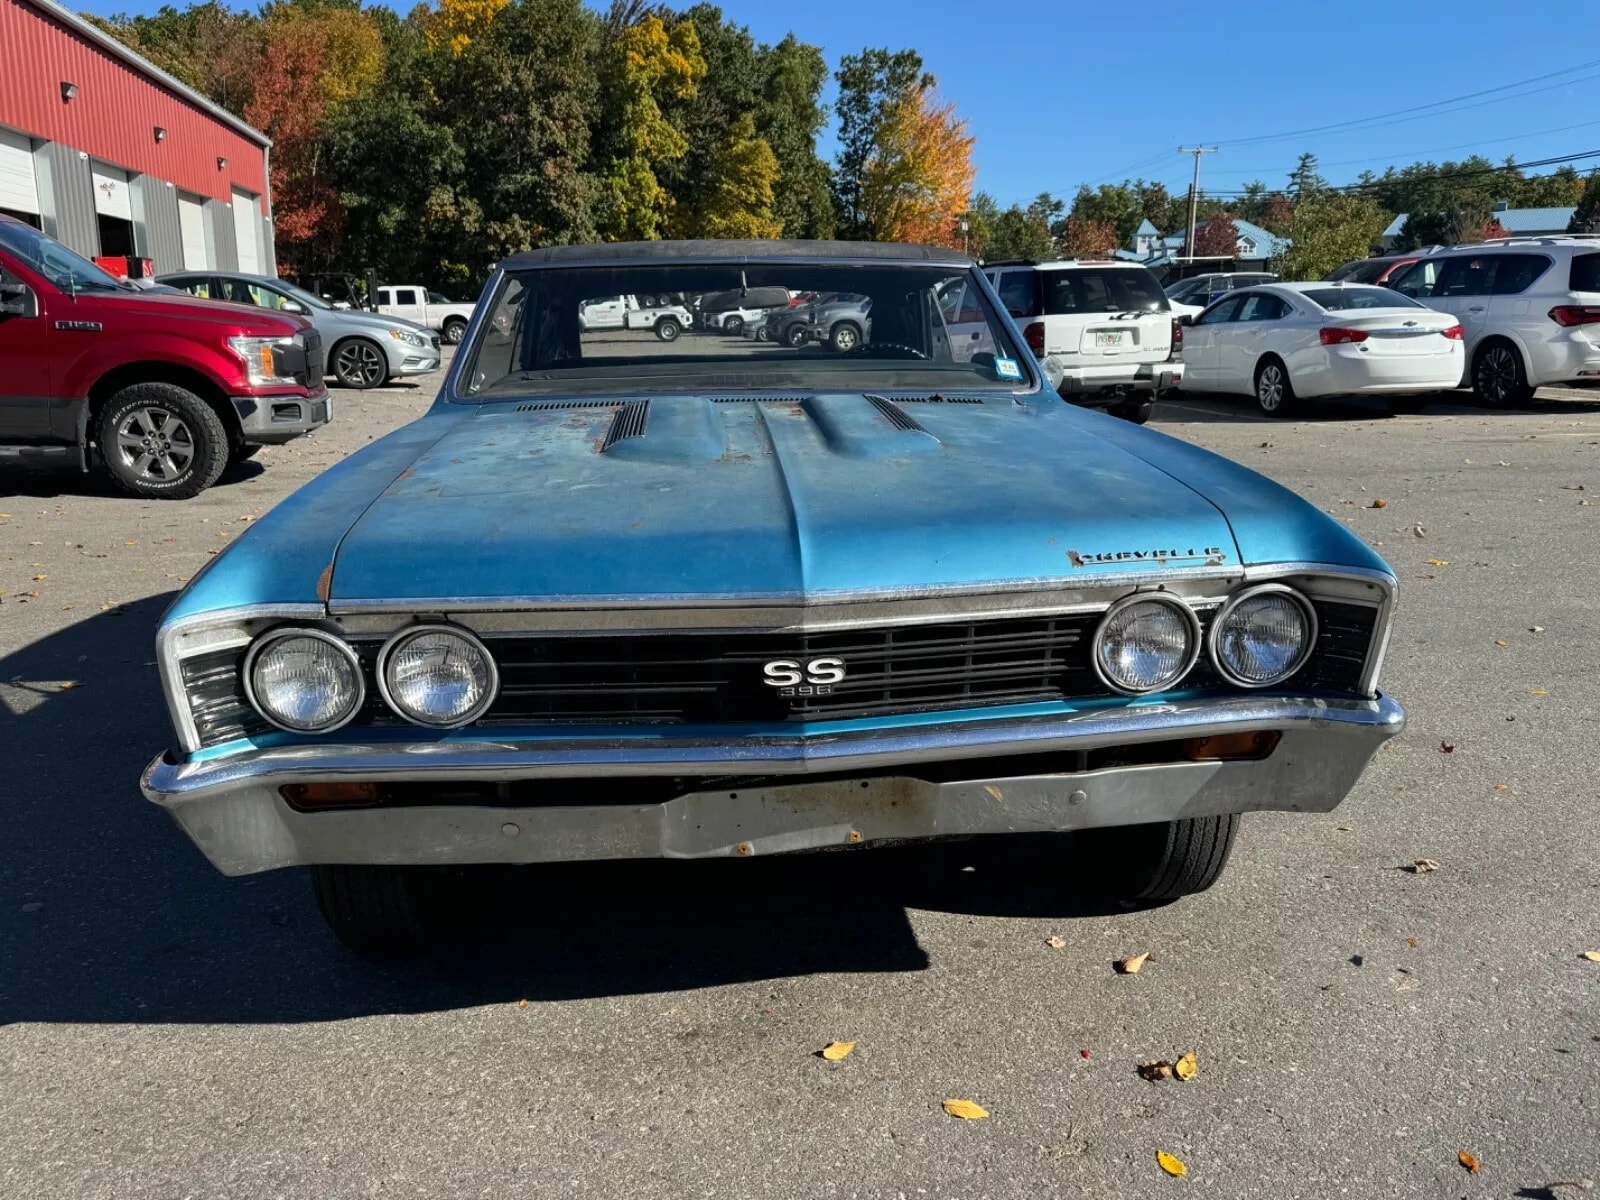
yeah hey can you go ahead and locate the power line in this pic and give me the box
[1223,118,1600,178]
[1207,57,1600,150]
[1179,150,1600,201]
[1178,147,1219,258]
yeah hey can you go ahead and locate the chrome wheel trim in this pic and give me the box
[115,407,196,482]
[443,320,466,344]
[1257,364,1284,411]
[335,340,385,387]
[833,324,858,351]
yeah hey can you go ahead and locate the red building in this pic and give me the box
[0,0,274,276]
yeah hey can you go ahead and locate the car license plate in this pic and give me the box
[1094,331,1127,348]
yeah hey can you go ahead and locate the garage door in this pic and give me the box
[92,164,132,220]
[231,188,260,274]
[0,128,41,216]
[178,194,208,269]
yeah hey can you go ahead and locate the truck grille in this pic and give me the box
[300,329,324,386]
[177,602,1379,749]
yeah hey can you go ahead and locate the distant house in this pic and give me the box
[1381,204,1577,249]
[1118,216,1289,272]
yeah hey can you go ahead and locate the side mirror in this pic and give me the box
[282,299,306,315]
[0,277,37,318]
[1178,314,1195,326]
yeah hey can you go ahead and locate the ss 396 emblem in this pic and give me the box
[762,657,846,696]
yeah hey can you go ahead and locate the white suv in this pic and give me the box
[1386,236,1600,404]
[984,260,1180,423]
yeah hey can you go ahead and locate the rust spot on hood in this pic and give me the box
[1067,550,1086,568]
[316,563,334,603]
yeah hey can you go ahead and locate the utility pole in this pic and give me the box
[1178,146,1218,263]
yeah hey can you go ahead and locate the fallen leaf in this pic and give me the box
[1045,935,1066,950]
[1410,859,1441,874]
[1156,1149,1188,1177]
[1458,1149,1481,1174]
[1138,1059,1174,1081]
[1439,740,1455,753]
[1581,951,1600,962]
[1494,639,1507,647]
[31,574,46,582]
[942,1098,989,1120]
[1531,689,1548,696]
[1424,557,1450,567]
[1115,952,1151,975]
[1529,625,1545,633]
[1412,523,1425,538]
[1370,498,1387,508]
[1406,937,1418,947]
[1494,784,1508,792]
[820,1041,855,1061]
[516,998,529,1008]
[1079,1049,1092,1059]
[1173,1051,1198,1081]
[1336,823,1353,831]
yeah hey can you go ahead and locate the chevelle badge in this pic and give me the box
[1067,546,1228,568]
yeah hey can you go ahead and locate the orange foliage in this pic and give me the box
[860,83,975,246]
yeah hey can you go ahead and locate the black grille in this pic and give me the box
[600,399,650,450]
[299,329,324,387]
[178,601,1380,748]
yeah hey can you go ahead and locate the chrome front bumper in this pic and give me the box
[142,694,1404,876]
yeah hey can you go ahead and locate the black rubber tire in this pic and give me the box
[786,323,809,348]
[311,864,440,956]
[331,337,390,389]
[1108,397,1154,424]
[724,315,744,336]
[655,317,681,343]
[1254,356,1295,418]
[1472,339,1535,406]
[829,321,862,353]
[1080,815,1239,902]
[97,382,229,499]
[442,317,468,345]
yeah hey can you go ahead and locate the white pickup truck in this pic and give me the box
[375,285,478,345]
[578,294,693,342]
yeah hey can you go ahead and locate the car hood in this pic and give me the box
[325,394,1243,605]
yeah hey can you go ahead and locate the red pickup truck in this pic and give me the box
[0,214,329,499]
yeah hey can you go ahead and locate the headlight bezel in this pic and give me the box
[376,624,499,729]
[387,327,429,348]
[1091,592,1202,696]
[242,626,366,734]
[227,334,299,386]
[1209,583,1318,689]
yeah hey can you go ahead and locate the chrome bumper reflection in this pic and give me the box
[142,694,1404,876]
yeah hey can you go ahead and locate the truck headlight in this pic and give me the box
[378,626,497,728]
[227,335,299,386]
[245,628,364,733]
[1210,585,1316,687]
[1093,594,1200,695]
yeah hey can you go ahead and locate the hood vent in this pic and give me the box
[865,395,929,433]
[513,399,624,414]
[891,393,986,404]
[600,398,651,451]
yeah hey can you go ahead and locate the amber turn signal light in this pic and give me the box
[281,782,381,809]
[1183,731,1280,761]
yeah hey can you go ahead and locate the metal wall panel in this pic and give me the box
[137,175,182,273]
[37,141,97,255]
[208,196,237,271]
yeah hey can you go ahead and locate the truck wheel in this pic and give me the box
[1108,398,1154,424]
[98,382,228,500]
[331,337,389,389]
[311,865,444,956]
[442,317,468,345]
[1077,815,1239,902]
[724,315,744,336]
[654,316,681,342]
[786,324,809,348]
[829,321,861,352]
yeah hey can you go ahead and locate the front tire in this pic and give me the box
[442,317,468,345]
[655,316,682,343]
[1078,815,1239,902]
[311,865,441,956]
[724,315,744,336]
[1254,356,1295,417]
[1108,397,1154,424]
[1472,340,1535,406]
[829,321,861,352]
[331,337,389,389]
[98,382,228,499]
[786,324,809,348]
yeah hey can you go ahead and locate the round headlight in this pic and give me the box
[1211,585,1317,687]
[245,629,364,733]
[379,626,498,728]
[1093,595,1200,695]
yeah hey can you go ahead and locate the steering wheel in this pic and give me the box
[844,341,928,360]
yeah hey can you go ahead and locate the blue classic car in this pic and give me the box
[141,240,1404,953]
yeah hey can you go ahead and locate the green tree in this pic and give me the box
[1287,152,1327,200]
[985,203,1053,262]
[1569,172,1600,233]
[832,48,930,239]
[677,112,782,238]
[960,191,1001,259]
[86,2,260,112]
[1279,192,1388,280]
[755,34,833,237]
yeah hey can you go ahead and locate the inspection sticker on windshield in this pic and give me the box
[994,357,1022,380]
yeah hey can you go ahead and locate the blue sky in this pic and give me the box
[76,0,1600,211]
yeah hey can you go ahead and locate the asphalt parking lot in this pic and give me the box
[2,357,1598,1199]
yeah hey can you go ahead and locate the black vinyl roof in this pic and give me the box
[501,239,974,269]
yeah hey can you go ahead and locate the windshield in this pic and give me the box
[461,262,1032,398]
[1302,286,1422,311]
[0,220,128,293]
[1164,277,1210,301]
[278,281,332,310]
[1328,260,1390,284]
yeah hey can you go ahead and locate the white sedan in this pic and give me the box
[1178,282,1464,416]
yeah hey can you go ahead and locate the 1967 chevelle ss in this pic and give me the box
[142,240,1404,953]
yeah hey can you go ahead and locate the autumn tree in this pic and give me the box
[832,48,931,240]
[1279,192,1389,280]
[426,0,510,55]
[85,2,259,112]
[676,112,781,238]
[1057,214,1117,257]
[594,14,706,240]
[858,79,975,245]
[1569,173,1600,233]
[1191,214,1239,259]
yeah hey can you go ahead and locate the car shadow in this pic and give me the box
[1,457,265,499]
[0,598,1131,1026]
[1156,387,1600,424]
